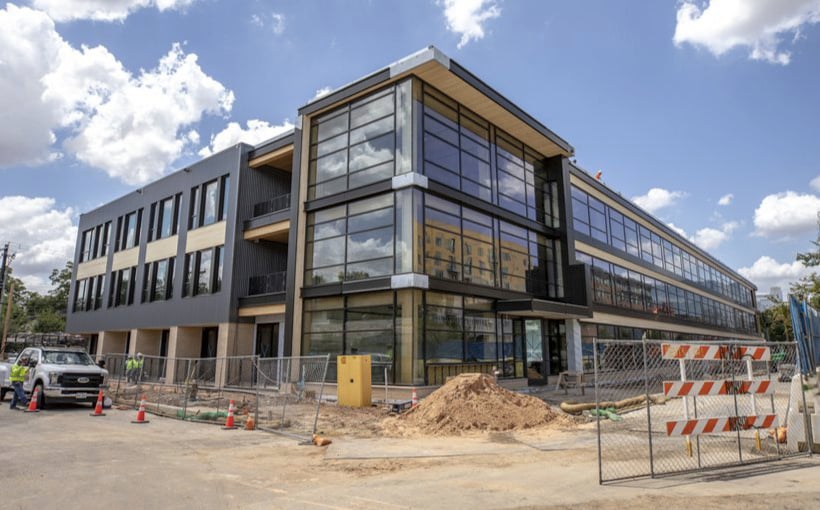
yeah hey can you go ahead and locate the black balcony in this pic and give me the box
[253,194,290,218]
[248,271,287,296]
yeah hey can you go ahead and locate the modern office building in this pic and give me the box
[66,47,761,388]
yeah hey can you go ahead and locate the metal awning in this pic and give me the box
[496,299,592,320]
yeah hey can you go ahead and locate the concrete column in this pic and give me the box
[164,326,202,384]
[565,319,584,373]
[97,331,128,356]
[215,323,231,387]
[132,329,162,356]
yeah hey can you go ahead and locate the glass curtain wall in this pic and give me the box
[420,82,561,228]
[576,251,756,334]
[571,185,754,308]
[301,290,527,385]
[308,81,412,199]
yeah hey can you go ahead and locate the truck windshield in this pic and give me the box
[42,351,95,366]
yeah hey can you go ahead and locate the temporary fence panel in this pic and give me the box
[103,353,330,441]
[595,339,813,483]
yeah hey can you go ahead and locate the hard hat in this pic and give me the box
[137,352,143,357]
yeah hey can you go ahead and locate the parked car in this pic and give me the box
[0,347,108,408]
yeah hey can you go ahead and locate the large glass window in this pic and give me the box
[576,250,756,334]
[420,82,560,227]
[571,185,754,309]
[422,193,562,298]
[305,194,395,285]
[309,83,413,200]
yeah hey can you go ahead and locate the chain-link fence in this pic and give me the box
[594,339,815,483]
[104,353,330,440]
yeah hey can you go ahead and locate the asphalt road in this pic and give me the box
[1,401,820,510]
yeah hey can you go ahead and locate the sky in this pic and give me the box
[1,0,820,296]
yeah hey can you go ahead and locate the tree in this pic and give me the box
[758,301,793,342]
[792,220,820,308]
[0,261,73,334]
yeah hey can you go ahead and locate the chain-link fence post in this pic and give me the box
[254,355,260,428]
[641,335,655,478]
[312,354,331,435]
[797,347,815,455]
[594,336,603,485]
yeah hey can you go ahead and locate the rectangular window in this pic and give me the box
[80,229,94,262]
[74,279,87,312]
[182,246,223,297]
[189,186,200,229]
[114,267,136,307]
[305,194,394,285]
[189,177,228,229]
[117,210,141,251]
[309,85,398,200]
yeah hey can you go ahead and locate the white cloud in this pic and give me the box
[666,221,739,251]
[718,193,734,206]
[31,0,197,22]
[810,175,820,192]
[667,223,688,238]
[439,0,501,49]
[312,87,333,101]
[674,0,820,65]
[0,196,77,293]
[753,191,820,238]
[0,5,233,185]
[632,188,687,214]
[250,11,285,34]
[691,221,739,251]
[199,119,294,157]
[738,255,812,295]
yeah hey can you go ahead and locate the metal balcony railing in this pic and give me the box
[248,271,287,296]
[252,193,291,218]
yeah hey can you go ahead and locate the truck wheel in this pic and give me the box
[34,383,46,410]
[0,388,7,401]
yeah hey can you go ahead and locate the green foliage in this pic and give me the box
[758,302,792,342]
[1,261,72,334]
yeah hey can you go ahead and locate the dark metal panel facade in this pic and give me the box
[67,145,246,333]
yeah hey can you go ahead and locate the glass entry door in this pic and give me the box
[546,320,567,376]
[525,319,547,384]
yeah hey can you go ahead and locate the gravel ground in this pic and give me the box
[0,401,818,510]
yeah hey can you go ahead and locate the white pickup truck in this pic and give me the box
[0,346,109,408]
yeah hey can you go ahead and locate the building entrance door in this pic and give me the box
[546,320,567,376]
[255,323,279,358]
[525,320,548,384]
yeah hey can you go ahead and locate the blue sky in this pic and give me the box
[1,0,819,294]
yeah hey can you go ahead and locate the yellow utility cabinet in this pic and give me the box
[337,355,372,407]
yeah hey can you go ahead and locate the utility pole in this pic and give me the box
[0,282,13,359]
[0,242,9,304]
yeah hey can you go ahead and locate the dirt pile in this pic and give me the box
[383,373,571,436]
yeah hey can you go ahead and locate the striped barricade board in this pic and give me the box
[661,343,770,361]
[663,379,775,397]
[666,415,777,436]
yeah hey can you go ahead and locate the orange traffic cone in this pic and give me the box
[131,394,150,424]
[245,414,255,431]
[222,399,237,430]
[89,389,106,417]
[25,387,41,413]
[411,387,419,407]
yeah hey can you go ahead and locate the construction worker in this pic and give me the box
[135,353,144,383]
[9,355,30,410]
[126,355,136,383]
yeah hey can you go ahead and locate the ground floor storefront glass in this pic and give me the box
[302,290,544,385]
